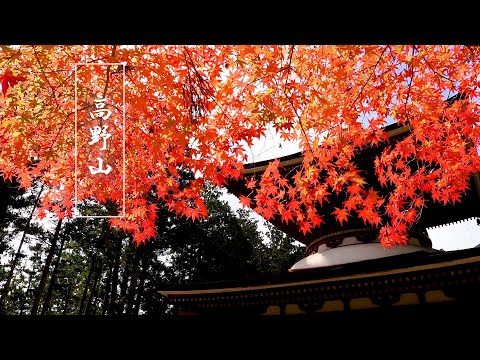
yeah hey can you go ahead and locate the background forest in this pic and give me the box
[0,177,304,315]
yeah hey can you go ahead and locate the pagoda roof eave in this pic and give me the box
[239,123,410,176]
[158,246,480,295]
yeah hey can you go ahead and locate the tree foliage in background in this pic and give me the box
[0,176,29,254]
[0,183,302,314]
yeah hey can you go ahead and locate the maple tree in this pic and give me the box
[0,45,479,247]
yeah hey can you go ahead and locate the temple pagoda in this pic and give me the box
[159,120,480,316]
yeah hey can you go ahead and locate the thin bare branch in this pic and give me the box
[349,45,388,109]
[102,45,117,99]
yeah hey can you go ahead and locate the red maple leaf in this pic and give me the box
[332,207,350,225]
[299,221,313,235]
[1,70,26,96]
[261,206,274,220]
[239,195,252,208]
[213,173,227,187]
[246,177,256,189]
[280,208,294,224]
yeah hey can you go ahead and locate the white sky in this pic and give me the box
[221,124,480,251]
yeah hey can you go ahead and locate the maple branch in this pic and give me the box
[30,47,79,123]
[102,45,117,99]
[403,47,430,230]
[58,57,112,90]
[404,45,415,123]
[124,72,164,120]
[188,48,291,150]
[183,47,213,96]
[349,45,388,109]
[13,47,76,165]
[178,47,286,172]
[281,45,316,159]
[465,45,480,63]
[0,46,23,68]
[285,164,304,179]
[422,56,455,84]
[43,107,88,167]
[32,46,58,102]
[182,47,217,125]
[28,56,112,117]
[28,69,71,74]
[352,62,380,75]
[283,45,294,94]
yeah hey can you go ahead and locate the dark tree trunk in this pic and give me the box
[63,283,72,315]
[31,218,63,315]
[78,256,95,315]
[118,258,130,315]
[133,257,148,315]
[102,264,112,315]
[0,185,44,313]
[41,231,67,315]
[126,249,139,314]
[85,261,102,315]
[20,271,34,315]
[109,236,122,315]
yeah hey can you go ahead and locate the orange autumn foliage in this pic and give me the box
[0,45,479,247]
